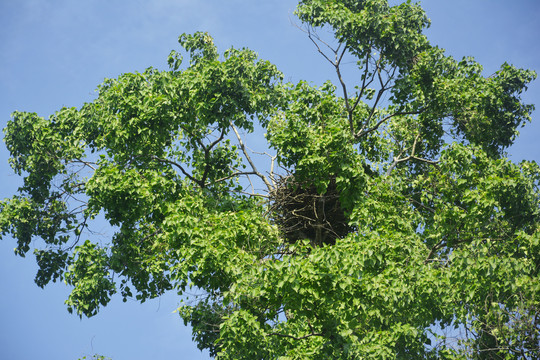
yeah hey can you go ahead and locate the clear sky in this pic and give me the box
[1,1,539,359]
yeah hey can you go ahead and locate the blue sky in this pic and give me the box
[1,1,539,359]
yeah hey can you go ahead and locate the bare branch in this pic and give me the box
[270,154,277,188]
[351,49,375,113]
[268,332,323,340]
[72,158,97,171]
[212,171,258,185]
[305,27,337,66]
[231,123,273,192]
[358,58,400,134]
[240,191,269,198]
[386,134,439,176]
[333,46,355,134]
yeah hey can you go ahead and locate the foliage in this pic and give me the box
[78,355,112,360]
[2,1,539,358]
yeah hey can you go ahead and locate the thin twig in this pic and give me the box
[268,332,323,340]
[356,109,424,139]
[386,134,439,176]
[231,123,273,192]
[212,171,258,184]
[306,28,336,66]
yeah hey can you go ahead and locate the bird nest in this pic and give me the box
[269,174,353,247]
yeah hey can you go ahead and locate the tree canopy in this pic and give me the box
[1,0,539,358]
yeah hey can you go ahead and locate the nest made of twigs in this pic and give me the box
[269,174,353,247]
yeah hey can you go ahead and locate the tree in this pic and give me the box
[1,0,539,358]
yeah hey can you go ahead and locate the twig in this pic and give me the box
[148,155,200,186]
[231,123,273,192]
[356,109,424,139]
[268,332,323,340]
[386,134,438,176]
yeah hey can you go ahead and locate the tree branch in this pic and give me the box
[231,123,273,192]
[356,109,424,139]
[351,49,376,116]
[148,155,201,186]
[304,27,338,66]
[200,127,227,187]
[268,332,323,340]
[333,45,355,134]
[386,134,438,176]
[212,171,257,185]
[71,158,97,171]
